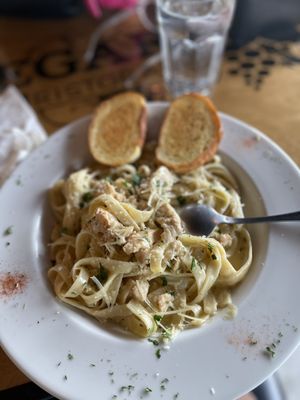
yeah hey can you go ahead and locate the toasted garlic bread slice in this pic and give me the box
[156,93,222,173]
[88,92,147,166]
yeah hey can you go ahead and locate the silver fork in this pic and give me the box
[180,204,300,236]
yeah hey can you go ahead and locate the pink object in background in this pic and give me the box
[84,0,138,18]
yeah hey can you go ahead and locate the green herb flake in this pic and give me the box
[57,361,61,367]
[67,353,74,360]
[120,385,134,393]
[148,338,159,346]
[174,393,179,399]
[123,180,132,189]
[265,346,276,358]
[90,363,96,367]
[207,243,214,252]
[155,349,161,359]
[96,268,108,283]
[82,192,93,203]
[154,315,162,322]
[162,328,172,340]
[144,387,152,393]
[132,174,142,187]
[63,375,68,381]
[5,242,10,247]
[177,196,186,206]
[191,257,197,271]
[130,372,138,379]
[211,254,217,260]
[278,332,283,338]
[161,378,169,384]
[112,396,118,399]
[161,276,168,286]
[108,371,114,376]
[16,178,22,186]
[61,227,69,234]
[3,226,13,236]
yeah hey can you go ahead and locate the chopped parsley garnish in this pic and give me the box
[82,192,93,203]
[177,196,186,206]
[112,396,118,399]
[108,371,114,376]
[96,268,108,283]
[63,375,68,381]
[144,387,152,393]
[154,315,162,322]
[168,290,176,297]
[132,174,142,186]
[155,349,161,359]
[211,254,217,260]
[90,363,96,367]
[120,385,134,393]
[5,242,10,247]
[278,332,283,338]
[16,178,22,186]
[160,378,169,390]
[174,393,179,399]
[191,257,197,271]
[207,243,214,252]
[161,276,168,286]
[148,338,159,346]
[162,329,172,340]
[61,227,69,234]
[265,345,276,358]
[3,226,13,236]
[57,361,61,367]
[67,353,74,360]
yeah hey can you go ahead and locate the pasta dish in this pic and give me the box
[48,149,252,339]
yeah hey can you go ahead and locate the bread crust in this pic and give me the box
[156,93,223,173]
[88,92,147,166]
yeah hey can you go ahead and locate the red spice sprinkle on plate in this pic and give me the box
[0,272,28,297]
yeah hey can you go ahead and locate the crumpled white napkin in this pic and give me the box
[0,85,47,185]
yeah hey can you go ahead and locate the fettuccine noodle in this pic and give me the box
[48,152,252,339]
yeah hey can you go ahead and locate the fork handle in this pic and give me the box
[225,211,300,224]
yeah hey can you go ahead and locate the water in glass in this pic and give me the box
[156,0,235,97]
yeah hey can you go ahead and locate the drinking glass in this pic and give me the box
[156,0,235,97]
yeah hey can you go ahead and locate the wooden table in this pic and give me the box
[0,10,299,396]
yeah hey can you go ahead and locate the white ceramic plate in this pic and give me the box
[1,103,300,400]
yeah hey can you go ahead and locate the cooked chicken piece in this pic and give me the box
[123,232,151,255]
[131,280,149,303]
[90,208,133,244]
[95,180,124,201]
[154,293,174,312]
[155,203,183,242]
[135,248,150,265]
[219,233,233,248]
[164,240,185,261]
